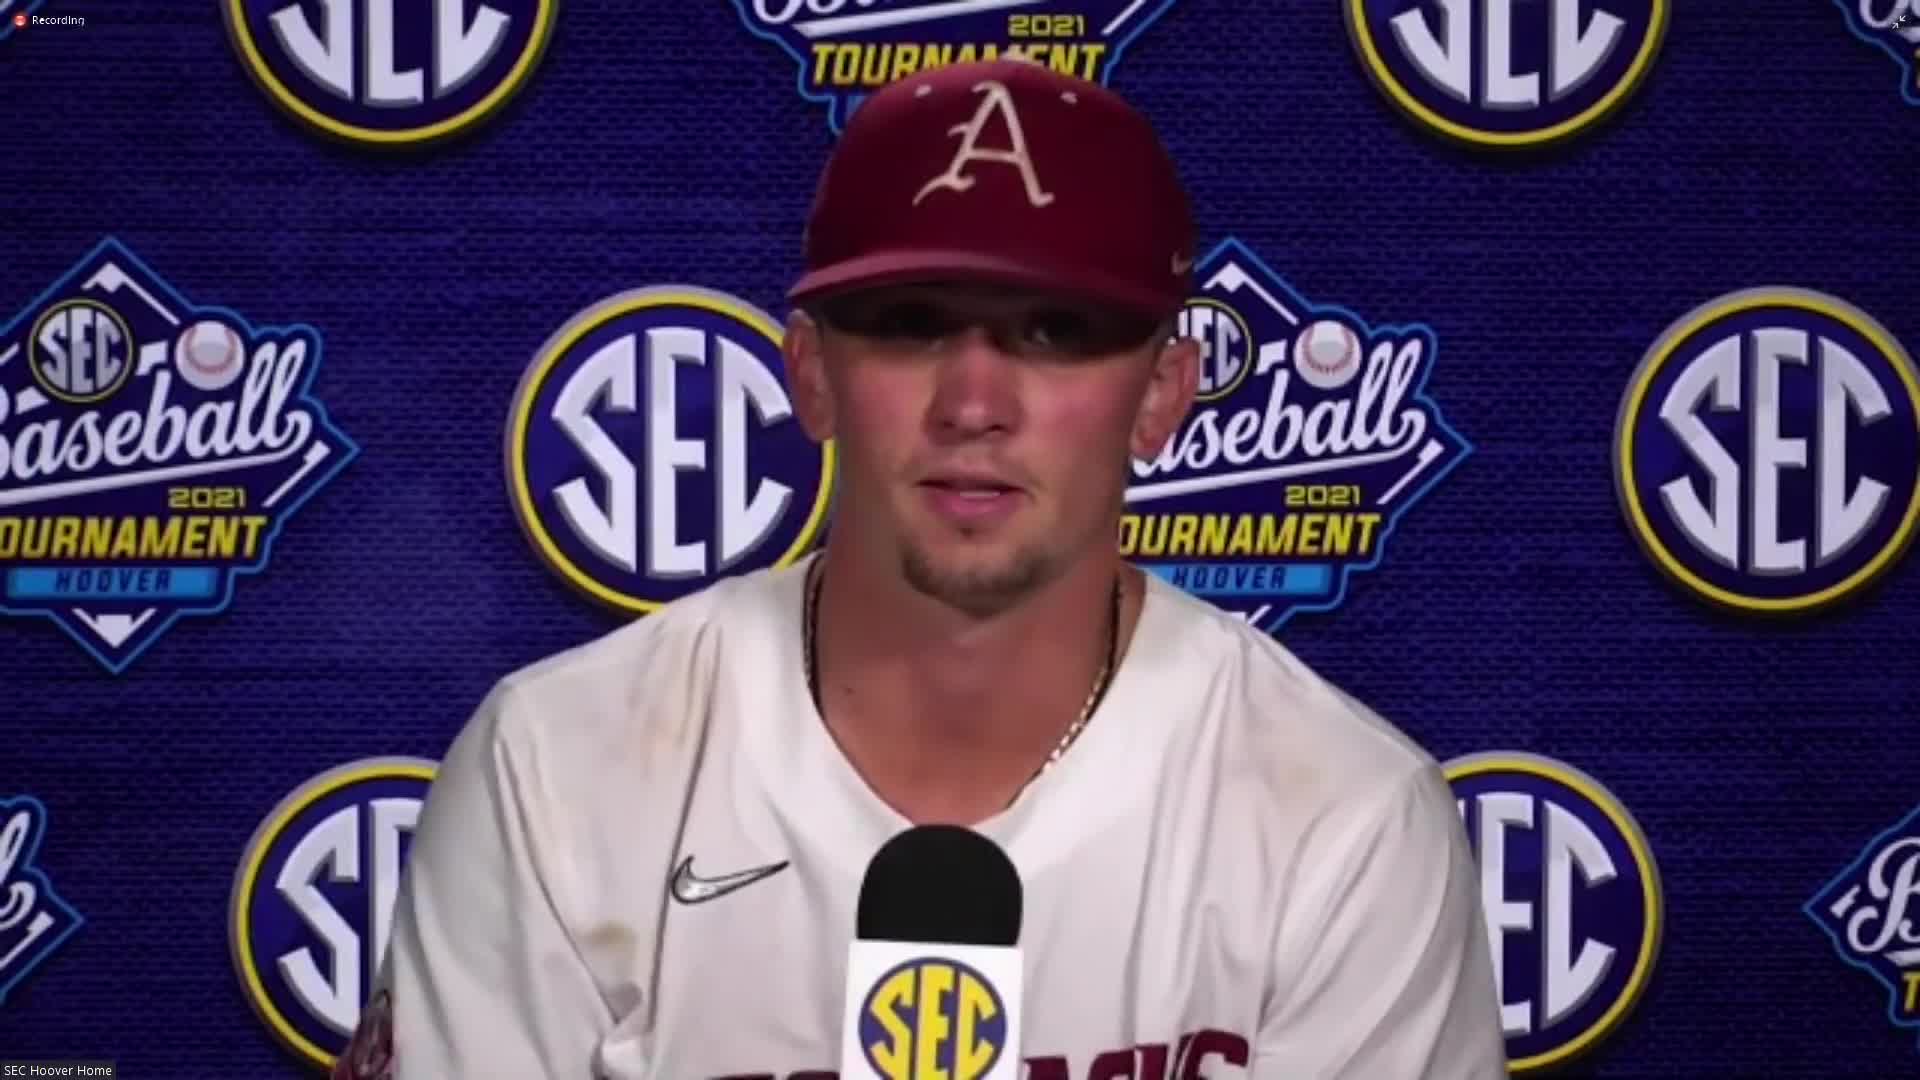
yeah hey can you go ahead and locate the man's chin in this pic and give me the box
[899,542,1052,617]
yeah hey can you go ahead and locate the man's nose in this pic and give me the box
[926,326,1021,440]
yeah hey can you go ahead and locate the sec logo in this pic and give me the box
[507,286,834,613]
[1345,0,1669,148]
[1445,752,1663,1074]
[222,0,557,146]
[1614,287,1920,615]
[859,958,1010,1080]
[230,758,436,1071]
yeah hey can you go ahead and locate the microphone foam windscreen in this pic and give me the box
[855,824,1023,947]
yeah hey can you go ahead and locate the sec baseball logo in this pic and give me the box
[1345,0,1669,148]
[507,286,834,613]
[1805,803,1920,1054]
[222,0,557,146]
[734,0,1186,133]
[1835,0,1920,105]
[0,238,358,674]
[0,795,84,1006]
[1445,752,1663,1074]
[1123,238,1470,634]
[1614,287,1920,615]
[230,758,436,1071]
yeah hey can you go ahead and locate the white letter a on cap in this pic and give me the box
[914,80,1057,209]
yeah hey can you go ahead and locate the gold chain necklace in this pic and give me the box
[802,559,1123,779]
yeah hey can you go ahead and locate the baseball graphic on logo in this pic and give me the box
[174,319,247,392]
[1292,319,1363,390]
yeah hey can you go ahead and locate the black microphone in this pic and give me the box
[839,825,1026,1079]
[856,824,1023,946]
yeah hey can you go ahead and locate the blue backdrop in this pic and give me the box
[4,1,1918,1077]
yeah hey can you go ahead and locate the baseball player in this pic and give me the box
[335,58,1507,1080]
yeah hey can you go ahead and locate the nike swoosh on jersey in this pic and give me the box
[669,854,790,904]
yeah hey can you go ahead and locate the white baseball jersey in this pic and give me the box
[339,555,1507,1080]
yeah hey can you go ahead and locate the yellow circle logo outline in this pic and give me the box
[505,286,836,614]
[1343,0,1670,148]
[1443,751,1664,1074]
[858,957,1010,1080]
[1613,287,1920,614]
[221,0,557,146]
[228,757,437,1072]
[1183,297,1256,404]
[29,299,135,406]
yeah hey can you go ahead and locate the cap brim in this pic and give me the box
[787,249,1180,322]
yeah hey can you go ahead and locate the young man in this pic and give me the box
[336,58,1507,1079]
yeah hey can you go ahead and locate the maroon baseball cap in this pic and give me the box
[788,58,1195,322]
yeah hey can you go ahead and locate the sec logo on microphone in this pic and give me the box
[858,957,1010,1080]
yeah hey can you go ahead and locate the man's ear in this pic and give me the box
[1130,333,1199,461]
[784,308,835,443]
